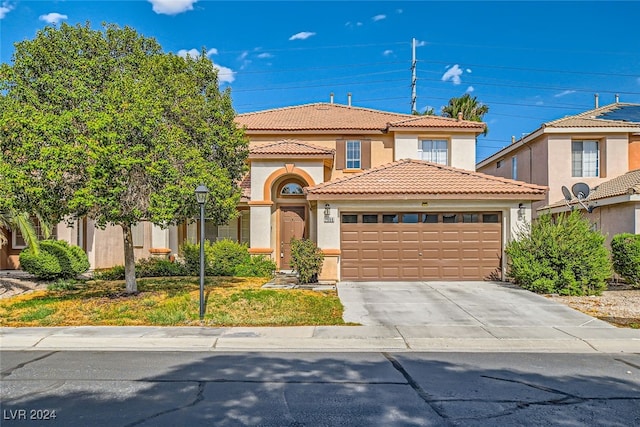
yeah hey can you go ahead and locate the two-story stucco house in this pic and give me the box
[476,101,640,242]
[2,101,547,282]
[233,102,545,282]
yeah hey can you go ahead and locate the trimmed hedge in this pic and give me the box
[611,233,640,287]
[20,240,90,280]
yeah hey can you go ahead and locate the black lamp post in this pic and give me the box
[195,184,209,321]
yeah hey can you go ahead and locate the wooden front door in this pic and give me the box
[280,206,306,270]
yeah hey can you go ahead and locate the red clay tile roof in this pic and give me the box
[305,159,547,200]
[249,140,335,158]
[236,103,485,132]
[543,169,640,210]
[239,172,251,202]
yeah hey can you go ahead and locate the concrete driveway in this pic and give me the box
[337,281,613,328]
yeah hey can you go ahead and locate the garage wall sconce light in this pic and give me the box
[324,204,331,216]
[518,203,526,221]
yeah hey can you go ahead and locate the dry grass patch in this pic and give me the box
[0,277,345,327]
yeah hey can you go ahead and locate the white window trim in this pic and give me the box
[572,140,599,177]
[345,140,361,169]
[418,139,448,165]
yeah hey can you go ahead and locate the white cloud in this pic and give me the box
[176,48,234,83]
[415,40,427,47]
[39,12,68,24]
[149,0,197,15]
[0,1,14,19]
[441,64,463,85]
[554,90,576,98]
[466,68,472,73]
[383,50,393,56]
[238,51,249,60]
[372,14,386,22]
[466,86,474,93]
[213,64,235,84]
[289,31,316,41]
[345,21,363,28]
[396,9,403,14]
[257,52,273,59]
[177,48,201,58]
[176,48,217,58]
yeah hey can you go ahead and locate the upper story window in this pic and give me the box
[346,140,361,169]
[419,139,448,165]
[511,156,518,180]
[572,140,599,177]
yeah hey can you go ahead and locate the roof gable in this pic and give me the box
[249,140,335,158]
[305,159,547,200]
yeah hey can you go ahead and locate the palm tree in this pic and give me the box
[0,210,40,254]
[441,94,489,135]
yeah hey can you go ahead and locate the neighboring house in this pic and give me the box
[477,101,640,218]
[2,101,546,281]
[543,169,640,245]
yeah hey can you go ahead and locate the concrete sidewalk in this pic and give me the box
[2,325,639,353]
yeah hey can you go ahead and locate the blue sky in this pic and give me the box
[2,1,639,163]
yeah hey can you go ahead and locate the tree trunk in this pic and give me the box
[122,223,137,293]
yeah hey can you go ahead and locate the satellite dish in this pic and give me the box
[571,182,590,200]
[561,186,572,201]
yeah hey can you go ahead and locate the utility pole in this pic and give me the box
[411,38,417,113]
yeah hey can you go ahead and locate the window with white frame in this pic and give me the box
[572,140,599,177]
[419,139,448,165]
[346,140,361,169]
[511,156,518,180]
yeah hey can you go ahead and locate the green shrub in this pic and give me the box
[234,255,276,278]
[505,211,612,296]
[611,233,640,287]
[290,238,324,284]
[182,239,269,277]
[94,265,125,281]
[19,240,90,280]
[135,257,188,277]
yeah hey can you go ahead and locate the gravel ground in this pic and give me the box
[545,283,640,328]
[2,274,639,328]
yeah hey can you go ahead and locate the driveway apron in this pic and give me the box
[336,281,613,328]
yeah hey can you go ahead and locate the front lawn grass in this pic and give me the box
[0,277,346,327]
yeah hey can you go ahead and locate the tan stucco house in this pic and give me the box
[2,102,547,281]
[476,101,640,242]
[234,102,545,282]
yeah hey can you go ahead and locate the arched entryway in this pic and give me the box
[275,178,307,270]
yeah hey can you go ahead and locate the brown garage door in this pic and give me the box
[340,212,502,281]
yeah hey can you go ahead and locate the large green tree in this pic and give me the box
[441,93,489,134]
[0,23,248,292]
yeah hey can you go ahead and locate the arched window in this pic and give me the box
[280,182,304,195]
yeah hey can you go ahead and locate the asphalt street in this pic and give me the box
[1,350,639,426]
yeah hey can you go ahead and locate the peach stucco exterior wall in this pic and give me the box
[583,202,639,246]
[545,134,629,209]
[629,134,640,170]
[394,133,477,170]
[248,134,395,181]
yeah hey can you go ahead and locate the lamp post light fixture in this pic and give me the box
[195,184,209,321]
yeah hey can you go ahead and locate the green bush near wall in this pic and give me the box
[505,211,612,296]
[611,233,640,287]
[19,240,90,280]
[290,238,324,284]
